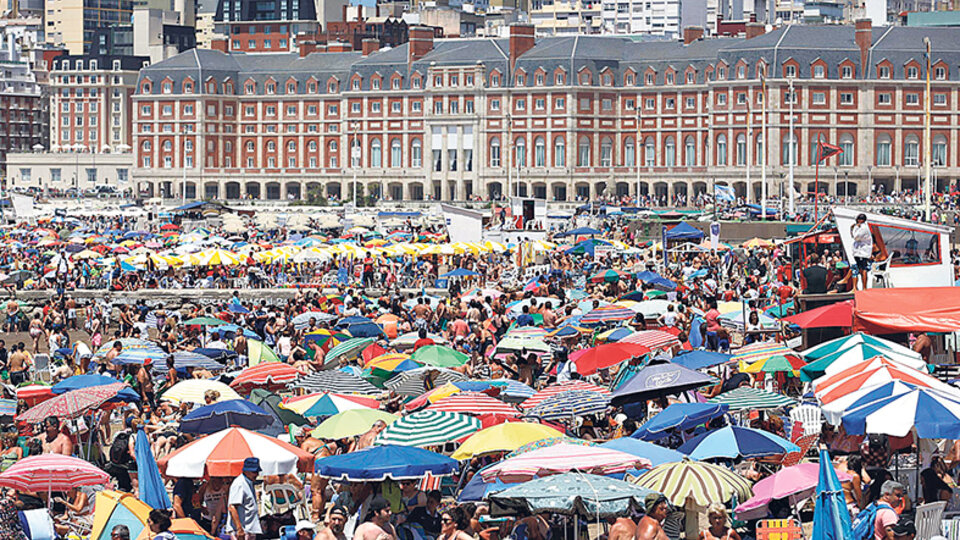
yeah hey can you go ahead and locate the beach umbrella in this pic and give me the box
[620,329,680,350]
[488,378,536,401]
[246,339,281,366]
[88,491,151,540]
[632,403,729,441]
[384,367,466,395]
[52,374,140,402]
[451,422,565,460]
[611,362,715,406]
[365,352,419,371]
[480,443,651,483]
[94,338,159,357]
[799,343,926,382]
[600,439,685,467]
[161,380,242,405]
[16,384,54,406]
[625,300,674,320]
[570,342,650,376]
[390,331,448,349]
[426,392,520,417]
[671,351,732,371]
[783,300,853,329]
[315,445,458,481]
[162,350,226,373]
[677,425,800,460]
[742,237,775,249]
[183,316,229,326]
[520,381,611,410]
[281,392,378,417]
[159,427,314,478]
[489,473,658,518]
[742,353,806,374]
[136,519,214,540]
[343,321,385,338]
[293,311,337,330]
[811,448,854,540]
[0,454,110,492]
[523,390,610,420]
[411,345,470,368]
[736,462,852,520]
[581,305,636,325]
[375,410,481,447]
[841,385,960,438]
[505,437,597,459]
[135,427,171,509]
[732,342,799,369]
[113,347,167,365]
[494,335,551,354]
[707,387,796,411]
[230,363,302,392]
[801,332,918,361]
[589,269,631,283]
[814,356,949,405]
[630,459,753,507]
[294,369,380,395]
[323,337,375,368]
[310,409,399,440]
[179,400,275,434]
[18,383,130,423]
[302,329,349,351]
[441,268,480,278]
[249,389,310,427]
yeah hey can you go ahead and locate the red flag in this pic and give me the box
[816,140,843,163]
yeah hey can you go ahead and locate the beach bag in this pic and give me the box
[109,431,132,464]
[851,502,893,540]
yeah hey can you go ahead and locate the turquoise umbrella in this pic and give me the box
[812,448,853,540]
[488,472,659,518]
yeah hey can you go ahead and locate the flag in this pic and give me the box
[816,141,843,164]
[714,184,736,203]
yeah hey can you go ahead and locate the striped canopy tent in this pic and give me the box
[708,387,796,411]
[630,458,753,507]
[294,370,380,395]
[375,410,481,447]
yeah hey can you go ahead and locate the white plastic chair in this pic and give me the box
[789,404,823,437]
[32,354,51,383]
[869,253,894,288]
[915,500,946,540]
[261,483,307,520]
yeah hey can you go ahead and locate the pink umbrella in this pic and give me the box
[480,443,651,483]
[18,382,129,423]
[735,462,852,519]
[0,454,110,504]
[426,392,520,417]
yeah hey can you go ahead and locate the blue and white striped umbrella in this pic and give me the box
[489,378,536,401]
[523,390,610,421]
[113,346,166,365]
[841,385,960,439]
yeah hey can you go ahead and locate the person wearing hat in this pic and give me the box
[637,493,670,540]
[227,457,263,540]
[316,506,347,540]
[294,520,316,540]
[353,495,395,540]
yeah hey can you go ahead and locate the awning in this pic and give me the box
[853,287,960,334]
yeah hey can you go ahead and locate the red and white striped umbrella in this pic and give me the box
[230,362,303,392]
[158,427,315,478]
[18,382,129,423]
[426,392,520,417]
[480,443,651,483]
[520,381,611,410]
[621,330,681,350]
[0,454,109,492]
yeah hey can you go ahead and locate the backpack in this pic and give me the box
[851,501,893,540]
[109,431,132,464]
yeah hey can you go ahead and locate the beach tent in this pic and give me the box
[89,491,151,540]
[663,222,704,241]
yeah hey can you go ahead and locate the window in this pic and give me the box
[869,223,940,267]
[842,65,853,79]
[813,65,825,78]
[516,99,525,111]
[413,77,422,89]
[736,93,746,105]
[555,73,564,85]
[370,139,381,167]
[412,101,422,113]
[685,97,695,109]
[579,98,590,111]
[535,98,545,110]
[645,98,655,110]
[534,137,545,167]
[554,137,565,167]
[466,75,474,86]
[162,105,172,116]
[736,134,746,166]
[933,136,947,167]
[840,93,854,105]
[450,101,459,114]
[352,79,360,91]
[686,72,695,84]
[839,135,853,166]
[601,98,612,111]
[645,74,654,85]
[644,138,655,167]
[717,135,727,166]
[906,93,919,106]
[664,137,675,167]
[666,73,674,85]
[351,103,361,114]
[904,137,919,166]
[286,105,297,116]
[535,73,544,86]
[390,139,401,168]
[490,99,500,111]
[665,98,675,109]
[812,92,826,105]
[684,137,695,167]
[465,101,474,114]
[936,67,946,80]
[434,101,443,114]
[879,66,891,79]
[267,141,276,151]
[266,106,276,116]
[392,79,401,90]
[490,138,501,167]
[625,99,635,110]
[624,138,635,167]
[781,133,797,166]
[411,139,422,167]
[876,136,891,166]
[737,66,745,79]
[600,138,612,167]
[392,102,402,113]
[372,79,380,90]
[577,137,590,167]
[515,138,526,168]
[371,102,381,113]
[450,75,459,87]
[934,93,947,106]
[878,93,891,105]
[448,149,457,171]
[434,76,442,87]
[717,93,727,106]
[907,66,919,80]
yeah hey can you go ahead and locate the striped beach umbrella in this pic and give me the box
[426,392,520,417]
[95,338,160,357]
[742,354,806,374]
[230,363,302,392]
[294,312,338,330]
[629,458,753,507]
[505,437,597,459]
[375,410,481,447]
[621,330,681,350]
[520,381,611,410]
[18,383,130,423]
[708,386,795,411]
[581,305,637,325]
[113,347,166,365]
[590,269,631,283]
[411,345,470,368]
[280,392,379,416]
[732,342,798,369]
[294,370,380,395]
[523,390,610,421]
[480,443,651,483]
[161,380,242,405]
[0,454,109,492]
[322,337,375,368]
[158,427,314,478]
[384,367,466,396]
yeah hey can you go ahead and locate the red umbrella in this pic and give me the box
[621,330,681,350]
[570,342,650,376]
[520,381,611,410]
[18,382,129,423]
[783,300,853,328]
[0,454,109,492]
[426,392,520,417]
[229,363,303,392]
[16,385,55,407]
[160,223,179,231]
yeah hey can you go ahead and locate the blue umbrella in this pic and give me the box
[344,322,385,338]
[135,427,171,509]
[113,347,165,365]
[840,385,960,439]
[556,227,602,238]
[632,403,729,441]
[611,362,716,406]
[193,348,238,364]
[812,448,853,540]
[458,471,515,502]
[336,316,372,328]
[441,268,480,278]
[677,425,800,460]
[226,304,250,314]
[314,445,458,481]
[52,375,141,403]
[179,400,274,434]
[671,351,732,371]
[646,277,677,291]
[524,390,610,421]
[209,324,258,339]
[169,350,225,370]
[487,378,536,400]
[600,438,685,467]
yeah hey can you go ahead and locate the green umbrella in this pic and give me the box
[707,386,795,411]
[490,472,659,518]
[183,316,229,326]
[629,458,752,507]
[375,410,480,448]
[249,388,310,426]
[247,339,281,366]
[311,409,398,440]
[411,345,469,368]
[324,337,375,368]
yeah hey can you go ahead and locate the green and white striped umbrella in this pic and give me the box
[707,386,795,411]
[375,410,481,448]
[628,458,753,507]
[323,337,375,368]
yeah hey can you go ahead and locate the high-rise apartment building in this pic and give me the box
[0,34,45,176]
[45,0,135,54]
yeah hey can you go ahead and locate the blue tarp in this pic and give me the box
[663,222,704,241]
[135,428,171,509]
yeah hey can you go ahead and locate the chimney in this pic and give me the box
[299,37,317,57]
[362,38,379,56]
[408,26,434,63]
[327,41,351,52]
[508,23,535,72]
[683,26,704,45]
[745,22,765,39]
[855,18,871,77]
[211,38,228,52]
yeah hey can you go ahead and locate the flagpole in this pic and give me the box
[814,134,821,221]
[923,37,932,221]
[761,73,767,221]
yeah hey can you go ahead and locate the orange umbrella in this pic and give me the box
[376,313,400,339]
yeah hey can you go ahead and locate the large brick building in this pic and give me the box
[132,21,960,202]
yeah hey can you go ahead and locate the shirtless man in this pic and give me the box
[352,496,395,540]
[606,516,636,540]
[316,506,347,540]
[8,344,29,385]
[350,421,386,452]
[636,493,670,540]
[39,417,74,456]
[137,359,156,406]
[105,341,123,372]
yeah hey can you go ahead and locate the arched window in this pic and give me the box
[664,136,676,167]
[781,132,798,166]
[266,141,276,152]
[736,134,747,166]
[411,139,422,167]
[143,141,152,151]
[810,133,827,165]
[163,140,172,151]
[245,141,254,152]
[624,137,635,167]
[755,134,764,167]
[933,135,947,167]
[600,137,612,167]
[370,138,382,168]
[644,137,655,167]
[554,137,565,167]
[876,135,891,166]
[390,139,402,168]
[577,137,590,167]
[716,135,727,166]
[684,136,696,166]
[350,138,360,168]
[534,137,545,167]
[490,137,501,167]
[515,137,526,168]
[904,136,919,166]
[839,133,854,166]
[329,141,339,168]
[287,141,296,152]
[308,141,317,151]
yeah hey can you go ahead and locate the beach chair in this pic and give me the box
[755,518,803,540]
[915,501,946,540]
[780,433,819,468]
[869,253,894,289]
[789,404,823,438]
[19,509,55,540]
[261,483,307,520]
[32,354,51,383]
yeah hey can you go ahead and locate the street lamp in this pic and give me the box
[867,165,872,197]
[833,166,838,198]
[351,121,360,207]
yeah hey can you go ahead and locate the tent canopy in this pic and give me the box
[853,287,960,334]
[664,222,704,241]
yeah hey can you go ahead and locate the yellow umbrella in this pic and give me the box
[73,249,101,260]
[717,301,743,315]
[451,422,564,460]
[742,237,775,249]
[310,409,398,440]
[160,380,241,405]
